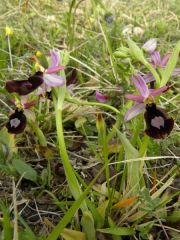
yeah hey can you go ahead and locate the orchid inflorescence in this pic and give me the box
[5,50,65,134]
[124,39,180,139]
[4,40,179,139]
[96,39,179,139]
[124,74,174,139]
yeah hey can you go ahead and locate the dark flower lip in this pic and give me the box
[5,80,32,95]
[144,103,174,139]
[5,71,43,95]
[46,91,52,100]
[66,68,78,85]
[6,109,27,134]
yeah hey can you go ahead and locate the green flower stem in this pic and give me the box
[66,96,120,114]
[30,121,47,147]
[144,62,161,86]
[107,113,122,143]
[7,35,13,69]
[139,135,149,156]
[46,166,104,240]
[53,89,87,211]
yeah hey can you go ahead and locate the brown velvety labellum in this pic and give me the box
[5,80,32,95]
[6,109,27,134]
[5,71,43,95]
[144,103,174,139]
[28,71,43,90]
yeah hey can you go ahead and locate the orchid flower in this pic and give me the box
[5,71,43,95]
[124,74,168,121]
[14,96,37,110]
[6,109,27,134]
[6,96,37,134]
[95,91,110,103]
[143,51,180,83]
[36,50,65,95]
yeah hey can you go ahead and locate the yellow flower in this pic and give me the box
[36,51,42,57]
[5,26,13,36]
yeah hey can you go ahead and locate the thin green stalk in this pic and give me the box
[67,0,76,49]
[66,96,120,114]
[106,113,122,143]
[53,51,96,239]
[53,91,87,211]
[12,178,18,240]
[139,135,149,156]
[99,21,118,82]
[30,121,47,147]
[96,114,110,194]
[7,35,13,69]
[46,166,104,240]
[144,62,161,86]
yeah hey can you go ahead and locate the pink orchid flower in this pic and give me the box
[37,50,65,95]
[6,96,37,134]
[124,75,168,121]
[14,96,37,109]
[95,91,110,103]
[143,51,180,83]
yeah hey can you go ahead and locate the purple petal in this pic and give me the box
[23,100,37,109]
[44,74,64,87]
[95,91,110,103]
[142,38,157,53]
[46,66,65,74]
[143,73,155,83]
[160,53,171,67]
[171,68,180,76]
[131,75,149,98]
[150,51,161,67]
[49,50,60,69]
[125,94,144,102]
[150,86,168,97]
[124,103,145,122]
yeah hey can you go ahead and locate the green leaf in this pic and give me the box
[0,127,17,161]
[136,221,154,238]
[60,50,70,66]
[167,210,180,223]
[97,227,134,236]
[127,38,146,64]
[114,47,130,58]
[12,157,37,182]
[116,130,140,195]
[127,39,160,85]
[161,40,180,86]
[75,117,87,129]
[116,130,139,159]
[81,210,96,240]
[46,168,103,240]
[0,202,13,240]
[61,228,86,240]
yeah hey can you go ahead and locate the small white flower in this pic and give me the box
[46,15,56,22]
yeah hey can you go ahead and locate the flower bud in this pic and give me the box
[142,38,157,53]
